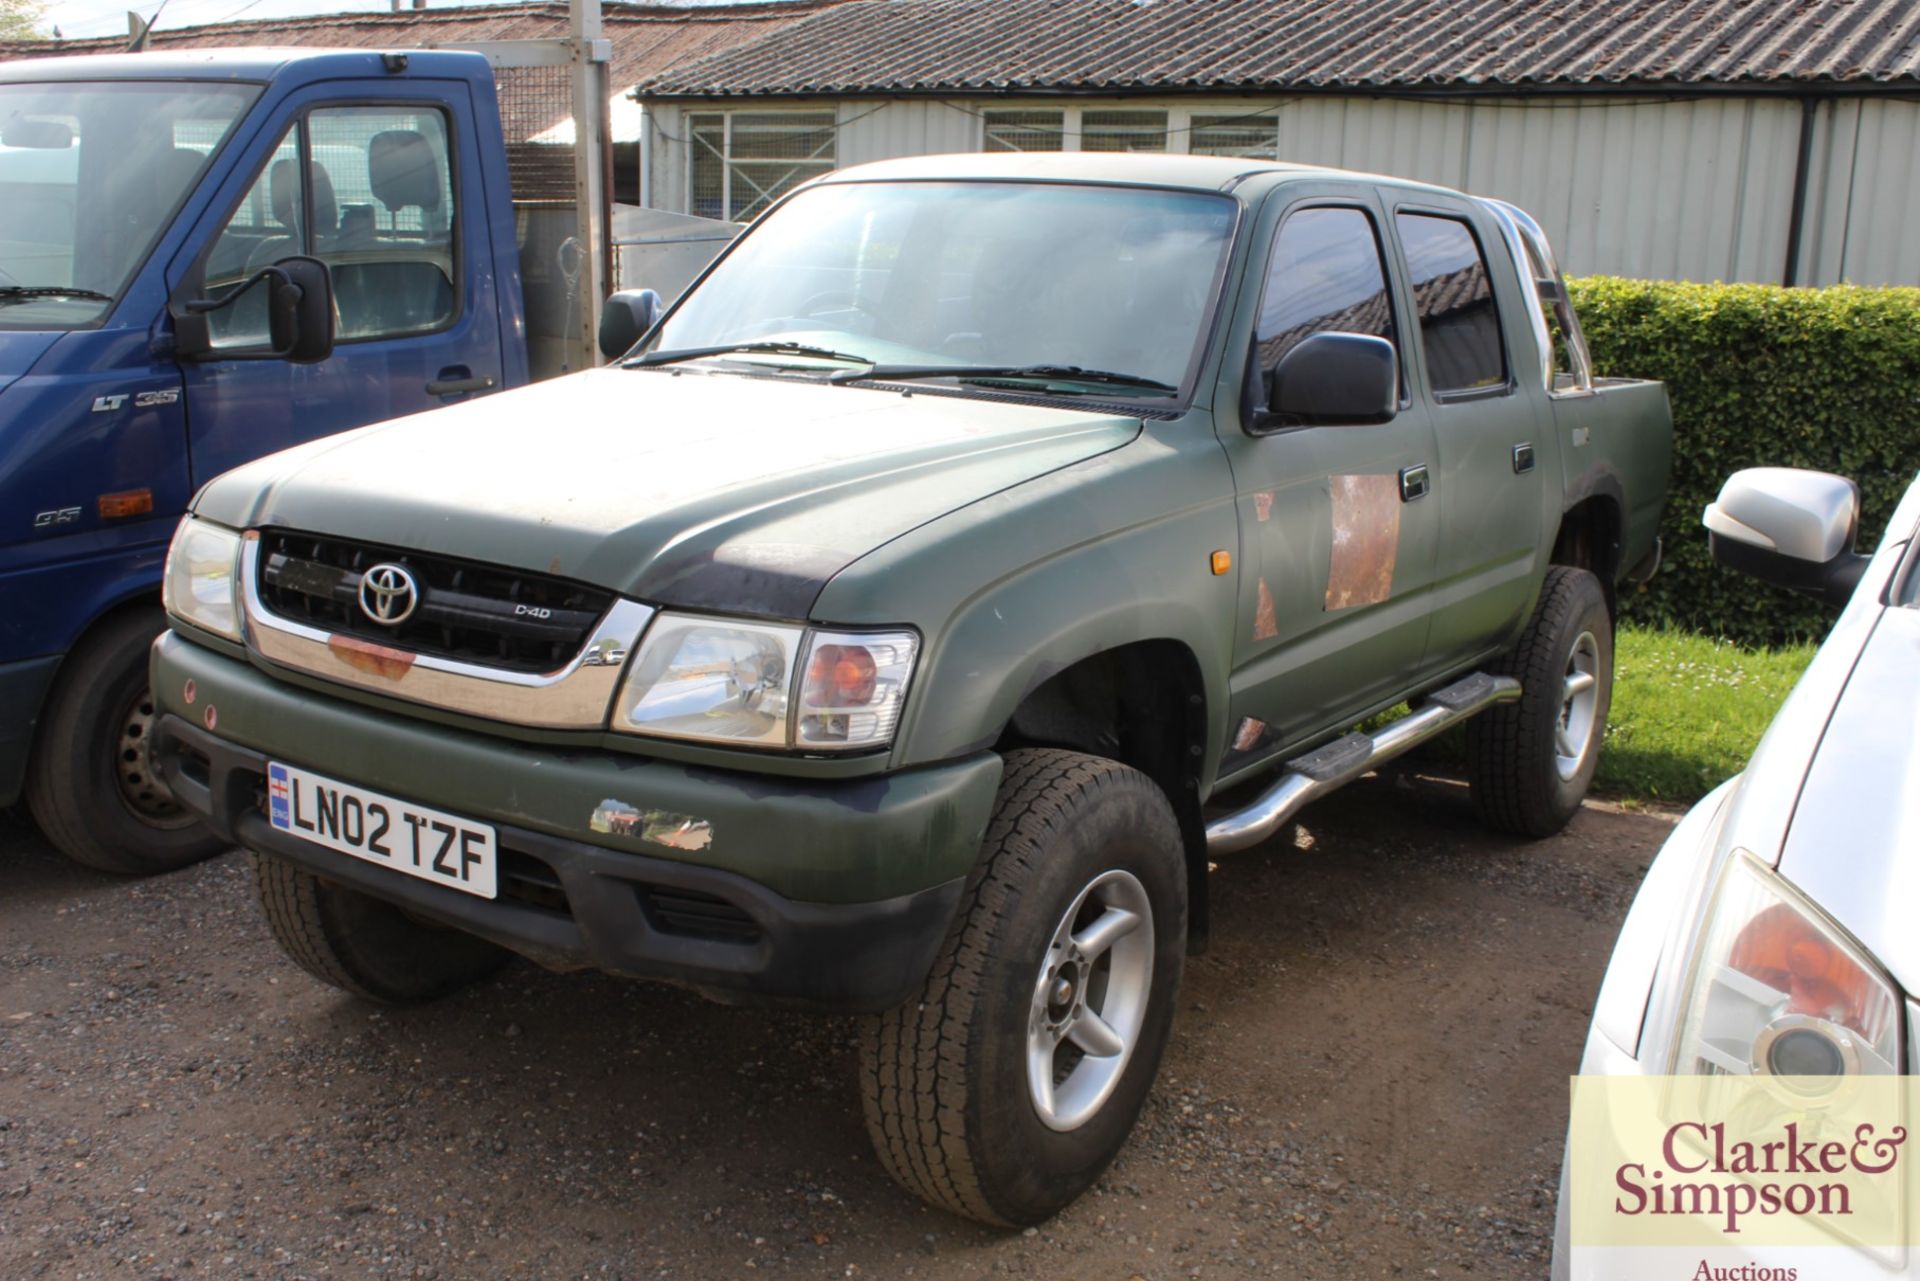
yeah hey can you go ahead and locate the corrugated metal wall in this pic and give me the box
[643,94,1920,285]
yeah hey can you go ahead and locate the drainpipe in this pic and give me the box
[1782,96,1818,286]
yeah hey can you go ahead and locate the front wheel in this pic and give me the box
[858,749,1187,1225]
[25,608,227,875]
[1466,565,1614,837]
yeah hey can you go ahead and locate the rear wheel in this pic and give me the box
[1467,566,1614,837]
[252,855,510,1005]
[859,749,1186,1225]
[26,608,226,875]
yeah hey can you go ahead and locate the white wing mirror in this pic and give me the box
[1704,468,1868,606]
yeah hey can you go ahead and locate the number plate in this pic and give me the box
[266,761,497,899]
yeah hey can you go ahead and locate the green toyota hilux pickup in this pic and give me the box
[150,152,1670,1225]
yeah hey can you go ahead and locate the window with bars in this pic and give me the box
[689,111,836,221]
[982,110,1065,152]
[1080,110,1168,153]
[1190,114,1279,159]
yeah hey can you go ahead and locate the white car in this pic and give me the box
[1553,466,1920,1279]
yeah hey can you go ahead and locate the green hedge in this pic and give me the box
[1568,278,1920,647]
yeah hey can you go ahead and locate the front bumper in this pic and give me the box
[150,631,1002,1012]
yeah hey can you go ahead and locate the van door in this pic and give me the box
[1219,189,1443,775]
[172,82,504,486]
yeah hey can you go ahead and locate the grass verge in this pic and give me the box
[1595,627,1817,805]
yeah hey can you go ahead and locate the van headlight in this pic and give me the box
[611,613,918,752]
[1673,851,1901,1080]
[163,518,245,641]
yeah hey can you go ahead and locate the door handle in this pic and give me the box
[426,373,496,396]
[1399,464,1430,502]
[1512,442,1536,474]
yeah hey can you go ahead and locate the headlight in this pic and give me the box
[611,614,919,751]
[163,518,245,641]
[796,629,919,750]
[613,614,803,746]
[1673,851,1900,1080]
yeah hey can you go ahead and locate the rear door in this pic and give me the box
[1219,186,1442,775]
[171,80,504,486]
[1386,201,1549,671]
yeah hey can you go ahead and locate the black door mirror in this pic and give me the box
[1255,332,1397,430]
[173,256,335,364]
[599,288,664,360]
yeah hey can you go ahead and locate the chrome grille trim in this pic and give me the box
[239,535,653,729]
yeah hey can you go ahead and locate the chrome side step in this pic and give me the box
[1204,672,1522,856]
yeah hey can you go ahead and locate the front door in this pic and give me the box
[1220,191,1442,775]
[1387,202,1548,670]
[173,83,503,487]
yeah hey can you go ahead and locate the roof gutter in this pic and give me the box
[636,80,1920,104]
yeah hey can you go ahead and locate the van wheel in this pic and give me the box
[252,855,510,1005]
[26,609,226,875]
[858,749,1186,1225]
[1467,566,1614,838]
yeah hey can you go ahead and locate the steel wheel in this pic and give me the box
[114,686,194,828]
[1026,868,1155,1132]
[1554,630,1601,781]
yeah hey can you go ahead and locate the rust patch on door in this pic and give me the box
[1252,577,1279,641]
[1325,474,1401,610]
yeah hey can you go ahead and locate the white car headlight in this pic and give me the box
[1674,851,1901,1081]
[163,518,245,641]
[611,614,919,751]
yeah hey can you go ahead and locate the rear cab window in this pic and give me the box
[1394,212,1507,396]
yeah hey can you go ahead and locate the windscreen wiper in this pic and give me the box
[832,363,1177,394]
[0,285,114,304]
[627,341,875,369]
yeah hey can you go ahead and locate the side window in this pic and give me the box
[1395,213,1506,393]
[203,127,300,349]
[1255,206,1396,377]
[198,105,457,351]
[308,106,455,341]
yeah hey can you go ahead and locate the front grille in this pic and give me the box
[639,886,763,944]
[257,530,614,674]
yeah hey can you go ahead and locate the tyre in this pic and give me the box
[859,748,1186,1226]
[1467,565,1614,838]
[25,608,227,875]
[252,854,511,1005]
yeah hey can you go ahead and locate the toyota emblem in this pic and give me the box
[358,563,419,625]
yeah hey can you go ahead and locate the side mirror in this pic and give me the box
[1704,467,1868,606]
[1254,332,1397,430]
[173,256,335,364]
[599,288,664,360]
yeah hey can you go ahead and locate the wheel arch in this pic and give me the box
[991,639,1214,948]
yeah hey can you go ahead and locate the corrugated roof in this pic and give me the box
[637,0,1920,98]
[0,1,844,97]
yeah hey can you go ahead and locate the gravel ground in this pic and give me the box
[0,770,1674,1281]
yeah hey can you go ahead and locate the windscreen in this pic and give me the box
[0,80,259,330]
[652,180,1237,394]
